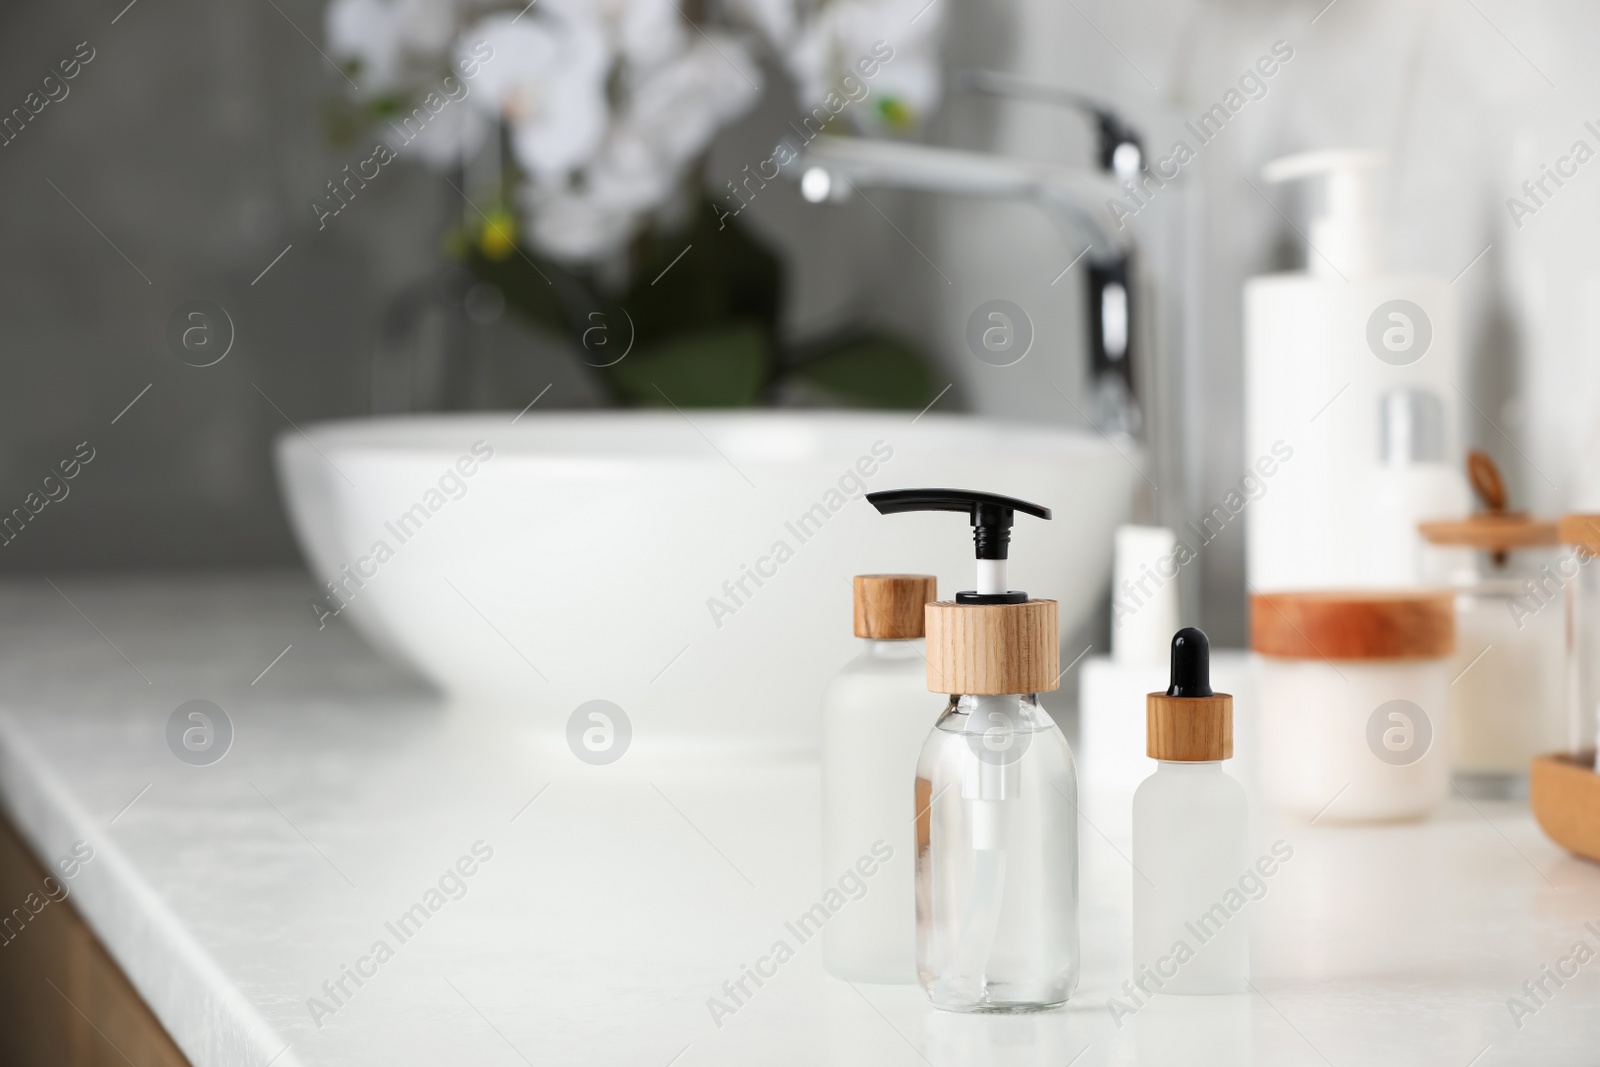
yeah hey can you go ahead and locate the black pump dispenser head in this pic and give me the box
[1166,627,1213,697]
[866,488,1052,604]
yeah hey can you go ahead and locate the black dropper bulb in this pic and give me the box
[1166,627,1213,697]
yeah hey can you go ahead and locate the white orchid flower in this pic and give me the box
[522,35,761,262]
[326,0,405,90]
[393,0,458,52]
[524,185,641,262]
[616,0,691,72]
[398,95,491,165]
[324,0,945,263]
[788,0,943,132]
[723,0,798,50]
[624,35,762,168]
[460,10,611,184]
[326,0,466,91]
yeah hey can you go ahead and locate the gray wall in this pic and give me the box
[1,0,455,568]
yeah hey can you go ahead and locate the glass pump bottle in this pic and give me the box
[867,488,1080,1012]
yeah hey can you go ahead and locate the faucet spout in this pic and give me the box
[797,135,1132,259]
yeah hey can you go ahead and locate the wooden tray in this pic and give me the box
[1531,751,1600,863]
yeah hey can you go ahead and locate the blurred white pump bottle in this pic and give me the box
[1245,150,1468,591]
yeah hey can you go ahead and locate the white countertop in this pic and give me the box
[0,574,1597,1066]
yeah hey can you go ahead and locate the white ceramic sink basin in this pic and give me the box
[274,412,1136,755]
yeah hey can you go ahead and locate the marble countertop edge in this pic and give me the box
[0,709,302,1067]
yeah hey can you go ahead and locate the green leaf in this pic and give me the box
[787,334,938,410]
[463,248,569,336]
[614,197,783,347]
[605,323,769,407]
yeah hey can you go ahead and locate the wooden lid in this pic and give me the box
[1146,693,1233,760]
[853,574,937,639]
[925,599,1058,695]
[1559,514,1600,552]
[1419,449,1557,552]
[1251,591,1455,660]
[1418,514,1558,551]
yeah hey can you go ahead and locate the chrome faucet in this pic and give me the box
[795,74,1150,437]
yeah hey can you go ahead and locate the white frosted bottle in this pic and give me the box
[1132,629,1248,994]
[822,575,940,983]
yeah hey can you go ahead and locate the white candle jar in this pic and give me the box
[1418,506,1568,793]
[1448,574,1567,791]
[1252,591,1455,822]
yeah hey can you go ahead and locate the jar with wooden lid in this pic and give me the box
[1420,451,1565,794]
[1252,591,1455,822]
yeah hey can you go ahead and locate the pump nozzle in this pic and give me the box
[1262,150,1386,280]
[867,488,1052,604]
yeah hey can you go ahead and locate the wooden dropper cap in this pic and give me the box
[853,575,937,639]
[1146,628,1232,761]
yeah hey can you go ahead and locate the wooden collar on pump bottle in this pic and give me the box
[924,599,1059,696]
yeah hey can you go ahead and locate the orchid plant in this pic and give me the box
[323,0,946,408]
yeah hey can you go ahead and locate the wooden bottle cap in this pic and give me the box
[1146,692,1233,761]
[853,575,937,639]
[1251,591,1455,660]
[924,599,1058,695]
[1559,514,1600,552]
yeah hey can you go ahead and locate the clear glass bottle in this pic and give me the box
[914,692,1079,1011]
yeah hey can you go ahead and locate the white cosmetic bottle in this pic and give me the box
[1245,150,1465,591]
[822,574,939,983]
[1132,628,1248,994]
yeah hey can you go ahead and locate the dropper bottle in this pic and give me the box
[868,488,1080,1012]
[1132,628,1248,993]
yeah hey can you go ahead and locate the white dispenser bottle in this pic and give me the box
[869,488,1080,1012]
[1132,628,1247,994]
[1245,151,1465,590]
[822,573,939,983]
